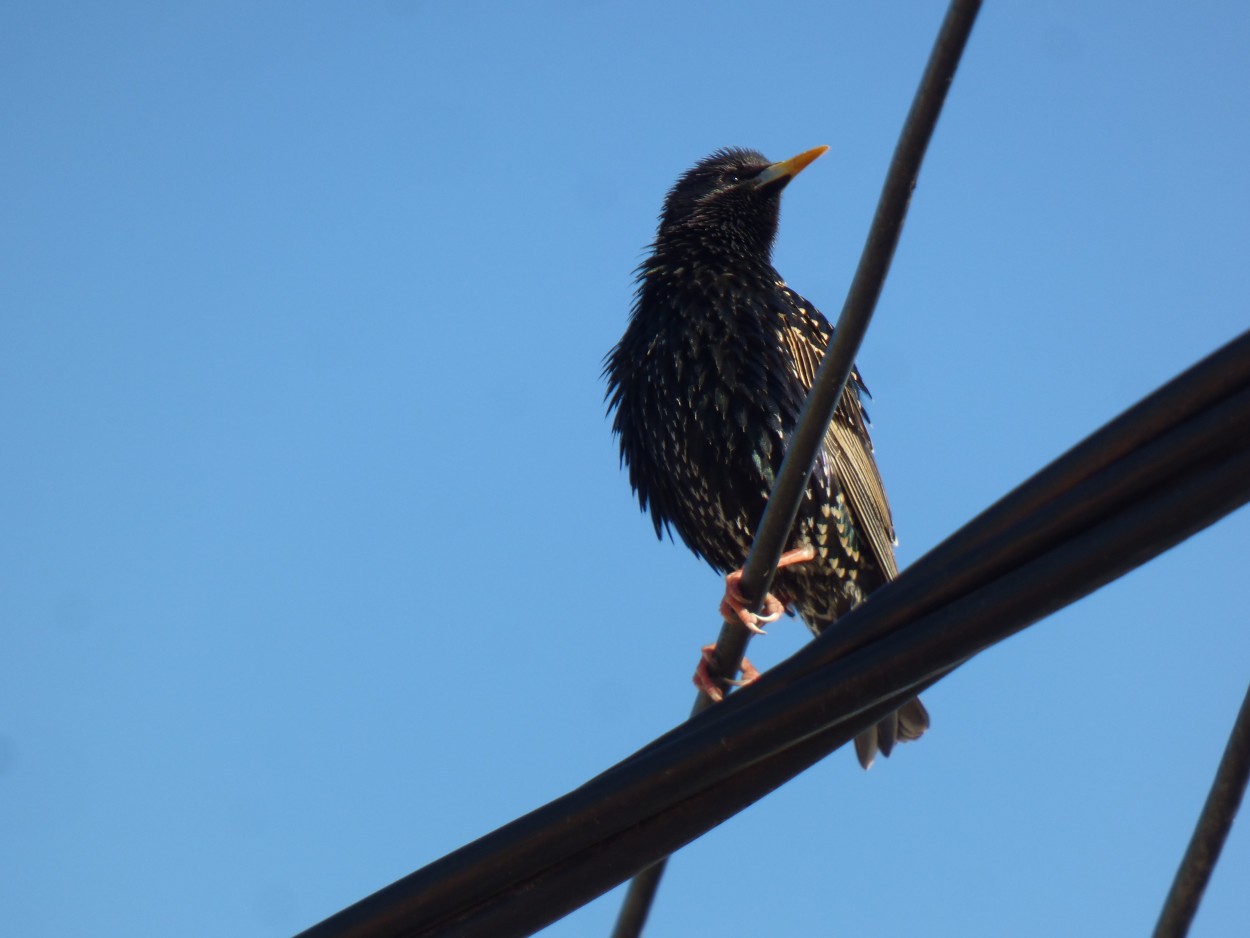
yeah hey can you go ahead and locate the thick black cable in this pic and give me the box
[702,378,1250,723]
[293,329,1250,938]
[425,427,1250,937]
[1154,682,1250,938]
[616,333,1250,770]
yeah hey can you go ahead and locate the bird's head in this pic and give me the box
[654,145,829,262]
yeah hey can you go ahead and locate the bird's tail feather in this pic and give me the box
[853,697,930,770]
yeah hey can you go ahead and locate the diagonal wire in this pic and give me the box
[603,345,1250,938]
[414,384,1250,938]
[293,330,1250,938]
[608,324,1250,776]
[428,391,1250,938]
[614,2,982,931]
[1153,682,1250,938]
[734,0,983,613]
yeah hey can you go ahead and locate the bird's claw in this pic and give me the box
[719,573,784,633]
[693,644,761,702]
[718,546,818,631]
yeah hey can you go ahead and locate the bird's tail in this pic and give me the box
[853,697,930,770]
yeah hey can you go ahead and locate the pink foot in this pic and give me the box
[719,545,817,632]
[693,643,762,703]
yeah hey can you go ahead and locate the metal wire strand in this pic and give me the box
[611,4,984,931]
[1153,682,1250,938]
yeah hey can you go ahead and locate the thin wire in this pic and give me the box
[614,4,980,929]
[1154,682,1250,938]
[741,0,984,614]
[608,645,717,938]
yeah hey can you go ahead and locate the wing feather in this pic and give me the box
[778,286,898,580]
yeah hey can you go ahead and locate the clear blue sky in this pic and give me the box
[3,2,1248,935]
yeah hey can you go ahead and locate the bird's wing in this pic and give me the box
[778,287,899,581]
[825,383,898,580]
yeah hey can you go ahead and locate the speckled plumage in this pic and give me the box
[604,147,928,768]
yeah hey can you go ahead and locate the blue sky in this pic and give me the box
[3,2,1248,935]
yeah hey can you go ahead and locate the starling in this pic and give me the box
[604,146,929,769]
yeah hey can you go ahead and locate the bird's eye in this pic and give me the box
[720,171,741,185]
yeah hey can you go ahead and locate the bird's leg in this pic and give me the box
[718,545,817,633]
[693,644,762,703]
[696,545,817,702]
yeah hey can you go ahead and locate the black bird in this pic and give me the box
[604,146,928,769]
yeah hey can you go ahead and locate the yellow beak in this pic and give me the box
[754,145,830,188]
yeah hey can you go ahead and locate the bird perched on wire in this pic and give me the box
[604,146,928,769]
